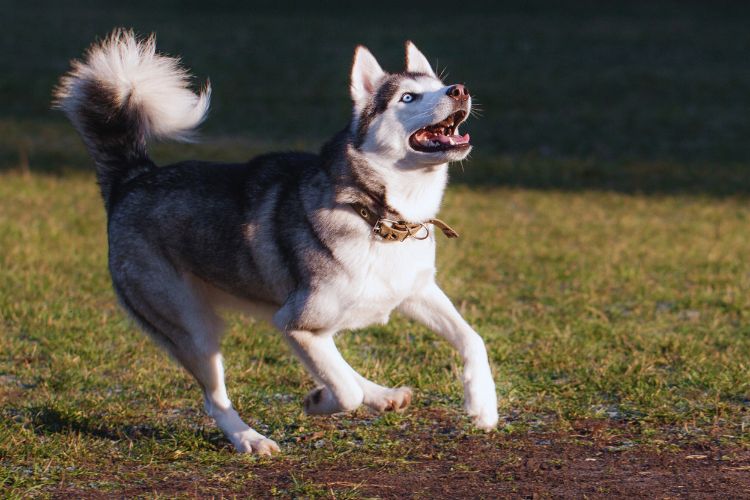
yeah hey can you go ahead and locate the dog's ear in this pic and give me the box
[351,45,385,105]
[405,41,437,78]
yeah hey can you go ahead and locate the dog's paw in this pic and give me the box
[303,386,363,415]
[464,371,499,431]
[232,434,281,455]
[304,386,334,415]
[466,402,499,430]
[364,386,413,413]
[303,385,364,415]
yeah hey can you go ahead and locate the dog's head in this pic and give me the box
[350,42,472,168]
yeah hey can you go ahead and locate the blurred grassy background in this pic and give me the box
[3,0,750,193]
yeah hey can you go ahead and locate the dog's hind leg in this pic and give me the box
[192,351,279,455]
[113,263,279,455]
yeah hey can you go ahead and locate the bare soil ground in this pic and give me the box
[47,410,750,499]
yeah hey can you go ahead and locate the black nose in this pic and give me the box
[446,84,469,101]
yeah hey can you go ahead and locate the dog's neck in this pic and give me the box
[360,153,448,222]
[331,142,448,222]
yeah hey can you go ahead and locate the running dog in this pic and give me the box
[54,30,498,454]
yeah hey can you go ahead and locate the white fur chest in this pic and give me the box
[330,236,436,331]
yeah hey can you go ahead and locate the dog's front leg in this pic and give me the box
[282,329,365,415]
[285,330,412,414]
[274,296,366,414]
[399,282,499,430]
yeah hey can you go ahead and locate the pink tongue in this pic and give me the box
[435,133,471,145]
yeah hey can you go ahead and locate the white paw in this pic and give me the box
[467,402,499,430]
[232,434,281,455]
[364,386,413,413]
[303,386,362,415]
[464,370,499,431]
[304,386,336,415]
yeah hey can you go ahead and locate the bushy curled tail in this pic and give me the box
[53,29,211,205]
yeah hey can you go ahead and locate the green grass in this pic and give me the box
[3,1,750,496]
[2,173,750,495]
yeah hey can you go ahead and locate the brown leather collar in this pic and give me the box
[350,202,459,242]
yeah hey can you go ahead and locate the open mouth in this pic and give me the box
[409,110,471,153]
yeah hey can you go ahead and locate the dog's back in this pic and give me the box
[108,152,327,306]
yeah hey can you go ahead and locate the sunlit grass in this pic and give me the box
[2,172,750,495]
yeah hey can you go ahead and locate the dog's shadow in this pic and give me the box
[13,405,228,451]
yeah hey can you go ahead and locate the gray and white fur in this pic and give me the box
[54,29,498,454]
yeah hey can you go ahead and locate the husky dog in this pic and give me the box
[54,30,498,455]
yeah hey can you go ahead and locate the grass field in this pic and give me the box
[2,1,750,497]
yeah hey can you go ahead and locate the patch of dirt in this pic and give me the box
[319,439,750,498]
[50,410,750,498]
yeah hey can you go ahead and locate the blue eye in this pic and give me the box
[401,93,416,103]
